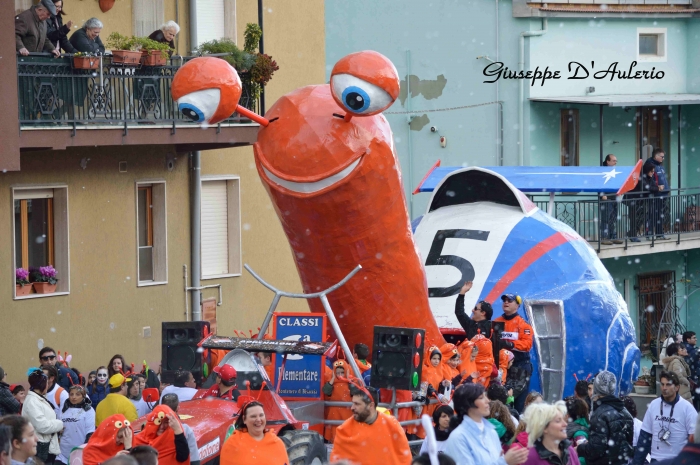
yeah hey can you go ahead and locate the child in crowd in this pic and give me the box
[57,385,95,465]
[322,360,353,443]
[11,385,26,408]
[565,397,589,465]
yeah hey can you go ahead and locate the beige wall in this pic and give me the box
[0,146,189,378]
[0,0,325,382]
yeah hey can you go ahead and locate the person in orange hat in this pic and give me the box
[220,401,289,465]
[132,405,189,465]
[82,414,132,465]
[499,349,514,384]
[440,344,461,387]
[331,385,411,465]
[202,365,240,401]
[322,360,354,442]
[458,340,479,384]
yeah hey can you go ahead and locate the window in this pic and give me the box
[637,28,667,62]
[637,271,678,354]
[524,300,566,403]
[201,177,241,278]
[12,186,69,298]
[560,109,579,167]
[136,182,167,285]
[132,0,164,38]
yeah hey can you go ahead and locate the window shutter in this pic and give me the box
[201,181,229,276]
[132,0,165,38]
[196,0,226,46]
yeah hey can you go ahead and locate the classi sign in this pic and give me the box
[273,313,326,400]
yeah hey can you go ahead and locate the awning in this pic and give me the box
[529,93,700,107]
[414,161,643,195]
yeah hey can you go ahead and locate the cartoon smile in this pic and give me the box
[257,151,365,196]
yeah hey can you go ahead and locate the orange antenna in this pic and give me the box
[235,105,269,127]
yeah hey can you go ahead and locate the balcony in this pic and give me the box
[13,54,259,154]
[529,189,700,258]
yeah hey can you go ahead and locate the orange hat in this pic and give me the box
[500,349,514,362]
[440,343,459,359]
[133,405,188,465]
[83,414,131,465]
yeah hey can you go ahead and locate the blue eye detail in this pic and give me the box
[179,103,205,123]
[341,86,370,113]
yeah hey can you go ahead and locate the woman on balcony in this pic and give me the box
[69,18,105,54]
[148,21,179,57]
[46,0,76,53]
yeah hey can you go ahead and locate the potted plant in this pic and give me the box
[106,32,141,65]
[72,52,100,70]
[16,268,32,296]
[135,38,171,66]
[633,368,653,394]
[33,265,59,294]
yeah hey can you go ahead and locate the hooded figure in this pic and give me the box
[471,334,495,387]
[499,349,514,384]
[440,343,460,383]
[82,414,132,465]
[132,405,190,465]
[458,340,478,382]
[322,360,354,442]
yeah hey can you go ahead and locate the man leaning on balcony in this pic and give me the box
[15,0,61,58]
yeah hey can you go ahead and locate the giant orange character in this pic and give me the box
[172,51,445,356]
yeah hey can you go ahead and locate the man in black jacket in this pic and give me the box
[454,281,493,339]
[39,347,79,390]
[577,371,634,465]
[0,366,21,415]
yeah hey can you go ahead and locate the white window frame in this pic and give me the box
[637,28,667,63]
[135,180,168,287]
[201,175,241,280]
[11,185,70,300]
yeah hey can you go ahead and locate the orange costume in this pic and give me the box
[132,405,190,465]
[440,343,460,383]
[323,361,354,442]
[416,346,445,438]
[82,414,130,465]
[458,340,478,382]
[330,412,412,465]
[471,334,495,387]
[493,312,534,364]
[499,349,514,383]
[220,430,289,465]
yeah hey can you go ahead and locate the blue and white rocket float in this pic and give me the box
[413,163,643,399]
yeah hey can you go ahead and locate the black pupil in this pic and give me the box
[345,92,364,111]
[183,108,199,120]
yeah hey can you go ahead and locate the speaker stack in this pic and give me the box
[370,326,425,391]
[161,321,209,386]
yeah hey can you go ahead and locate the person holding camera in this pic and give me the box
[632,371,698,465]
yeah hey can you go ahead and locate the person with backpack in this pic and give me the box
[42,366,68,420]
[576,371,634,465]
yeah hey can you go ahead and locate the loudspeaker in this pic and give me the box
[161,321,209,386]
[370,326,425,390]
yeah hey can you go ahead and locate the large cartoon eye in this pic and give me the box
[123,420,130,427]
[114,421,123,428]
[177,88,222,124]
[154,419,162,426]
[331,74,394,116]
[157,412,165,419]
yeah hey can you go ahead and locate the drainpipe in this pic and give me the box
[258,0,265,115]
[496,0,501,165]
[189,0,202,321]
[518,18,547,166]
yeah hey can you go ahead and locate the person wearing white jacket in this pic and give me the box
[57,386,95,465]
[22,370,63,464]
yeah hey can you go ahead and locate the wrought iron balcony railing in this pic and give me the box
[528,188,700,252]
[17,53,259,131]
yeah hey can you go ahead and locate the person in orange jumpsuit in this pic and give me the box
[82,414,132,465]
[493,293,534,412]
[322,360,354,442]
[132,405,190,465]
[330,385,411,465]
[471,333,495,388]
[220,401,289,465]
[458,340,478,382]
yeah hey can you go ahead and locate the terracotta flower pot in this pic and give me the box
[140,50,167,67]
[33,282,57,294]
[111,50,142,65]
[16,284,32,296]
[73,56,100,70]
[99,0,116,13]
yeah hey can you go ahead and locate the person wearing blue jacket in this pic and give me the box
[86,367,108,409]
[445,383,529,465]
[645,148,670,240]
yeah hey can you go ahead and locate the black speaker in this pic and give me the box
[370,326,425,390]
[161,321,209,386]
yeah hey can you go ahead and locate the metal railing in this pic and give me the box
[529,188,700,252]
[16,53,259,132]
